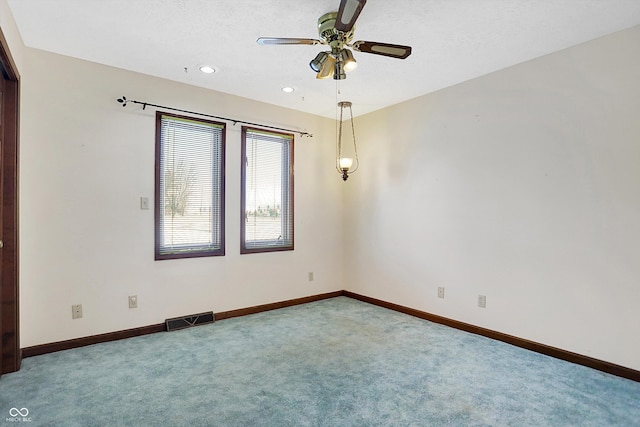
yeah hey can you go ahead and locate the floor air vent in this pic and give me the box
[165,311,214,331]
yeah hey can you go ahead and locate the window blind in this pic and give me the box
[156,113,225,259]
[242,127,294,253]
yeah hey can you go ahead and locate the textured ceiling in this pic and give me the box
[7,0,640,118]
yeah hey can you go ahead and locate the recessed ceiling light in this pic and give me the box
[281,87,295,93]
[199,65,216,74]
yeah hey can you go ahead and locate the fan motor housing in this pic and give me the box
[317,12,338,37]
[318,11,353,49]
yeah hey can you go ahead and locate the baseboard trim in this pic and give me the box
[21,291,343,358]
[215,291,344,320]
[343,290,640,383]
[22,323,166,358]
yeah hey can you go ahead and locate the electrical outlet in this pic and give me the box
[437,287,445,299]
[72,304,83,319]
[308,272,314,282]
[129,295,138,309]
[478,295,487,308]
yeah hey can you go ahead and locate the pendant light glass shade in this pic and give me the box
[316,55,336,79]
[340,49,358,72]
[339,157,354,170]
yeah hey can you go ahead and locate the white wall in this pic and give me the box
[19,48,344,347]
[345,25,640,370]
[0,0,23,72]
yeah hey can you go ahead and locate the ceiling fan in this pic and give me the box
[257,0,412,80]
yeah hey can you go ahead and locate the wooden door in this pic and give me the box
[0,28,20,376]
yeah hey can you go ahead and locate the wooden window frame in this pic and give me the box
[240,126,294,254]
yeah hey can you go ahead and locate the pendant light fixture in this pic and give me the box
[336,101,359,181]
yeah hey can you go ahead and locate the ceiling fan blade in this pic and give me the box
[352,41,412,59]
[335,0,367,32]
[256,37,321,46]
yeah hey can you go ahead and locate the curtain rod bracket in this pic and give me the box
[115,95,312,138]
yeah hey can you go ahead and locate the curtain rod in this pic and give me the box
[116,96,313,138]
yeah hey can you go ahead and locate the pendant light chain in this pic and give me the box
[347,102,359,174]
[335,80,342,174]
[337,100,345,174]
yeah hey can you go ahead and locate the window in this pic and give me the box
[241,127,294,253]
[155,112,225,259]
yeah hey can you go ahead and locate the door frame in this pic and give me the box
[0,26,20,375]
